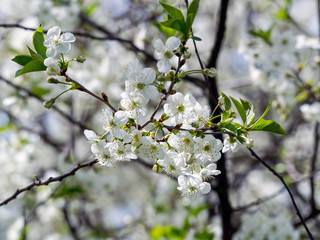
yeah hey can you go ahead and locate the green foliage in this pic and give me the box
[150,225,185,240]
[53,183,85,199]
[219,92,287,136]
[12,26,47,77]
[249,26,274,45]
[30,86,51,97]
[33,25,47,59]
[15,60,46,77]
[159,0,200,39]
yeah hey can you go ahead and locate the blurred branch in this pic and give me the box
[234,167,320,212]
[310,122,319,211]
[0,107,64,151]
[63,201,82,240]
[248,148,314,239]
[0,159,98,207]
[78,12,155,62]
[0,75,88,130]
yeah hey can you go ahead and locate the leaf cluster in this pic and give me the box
[12,26,47,77]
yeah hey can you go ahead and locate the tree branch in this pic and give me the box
[0,75,88,130]
[0,159,98,207]
[248,148,314,239]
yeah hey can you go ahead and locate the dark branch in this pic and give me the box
[0,159,98,207]
[248,148,314,239]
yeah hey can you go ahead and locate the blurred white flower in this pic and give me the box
[300,102,320,122]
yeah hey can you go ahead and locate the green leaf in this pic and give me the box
[160,2,185,21]
[186,0,200,32]
[27,46,44,61]
[53,183,85,198]
[161,18,187,34]
[230,97,246,124]
[15,60,46,77]
[220,91,231,110]
[274,8,289,20]
[33,25,47,59]
[153,21,176,37]
[191,35,202,41]
[150,225,185,240]
[30,86,51,97]
[249,119,287,135]
[240,98,256,126]
[11,55,33,66]
[249,26,274,45]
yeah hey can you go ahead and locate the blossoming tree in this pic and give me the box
[0,0,319,239]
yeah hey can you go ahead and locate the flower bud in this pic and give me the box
[47,77,60,84]
[76,56,86,63]
[218,96,225,105]
[203,67,217,78]
[152,163,162,173]
[44,98,56,109]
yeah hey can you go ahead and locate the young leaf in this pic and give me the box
[186,0,200,32]
[240,98,256,126]
[220,91,231,110]
[191,35,202,41]
[161,18,187,34]
[33,25,47,59]
[160,2,185,21]
[27,46,44,61]
[249,26,274,45]
[230,97,246,124]
[249,119,287,135]
[11,55,33,66]
[15,60,46,77]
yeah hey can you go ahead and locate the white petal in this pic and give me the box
[166,37,181,51]
[47,26,61,38]
[143,85,159,100]
[60,32,76,42]
[84,130,97,141]
[157,59,171,74]
[44,57,56,66]
[154,39,165,52]
[114,111,128,126]
[141,68,155,84]
[199,182,211,194]
[46,47,56,58]
[178,175,188,187]
[56,42,71,54]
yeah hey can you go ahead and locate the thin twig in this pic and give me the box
[0,75,88,130]
[0,159,98,207]
[63,73,117,112]
[248,148,314,239]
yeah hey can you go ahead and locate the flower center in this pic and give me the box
[203,145,210,152]
[177,104,184,112]
[164,50,173,59]
[136,83,145,90]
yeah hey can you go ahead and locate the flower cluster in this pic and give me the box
[43,26,76,75]
[84,37,226,198]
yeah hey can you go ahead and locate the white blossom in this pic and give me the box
[200,163,220,180]
[44,57,60,75]
[44,26,76,57]
[120,92,148,121]
[135,137,164,161]
[108,141,137,162]
[168,131,194,153]
[222,137,241,153]
[300,102,320,122]
[177,174,211,199]
[164,92,196,125]
[157,150,186,176]
[154,37,181,74]
[101,108,128,139]
[194,135,222,163]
